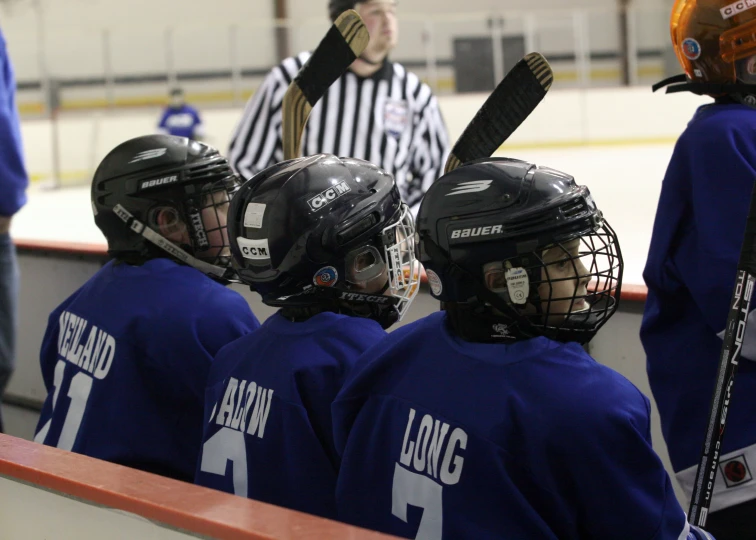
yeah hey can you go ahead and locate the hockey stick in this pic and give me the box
[688,182,756,527]
[282,10,369,160]
[444,52,553,173]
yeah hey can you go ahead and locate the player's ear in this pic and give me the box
[155,206,186,242]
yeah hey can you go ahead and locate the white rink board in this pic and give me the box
[0,475,199,540]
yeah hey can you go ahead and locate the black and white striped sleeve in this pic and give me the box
[227,55,306,180]
[407,83,449,212]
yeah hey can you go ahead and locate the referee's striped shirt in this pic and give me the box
[228,52,450,213]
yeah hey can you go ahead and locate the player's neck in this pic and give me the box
[350,56,387,77]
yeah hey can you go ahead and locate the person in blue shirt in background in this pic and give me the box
[157,87,204,141]
[643,1,756,538]
[34,134,259,481]
[194,154,419,519]
[333,158,714,539]
[0,27,29,433]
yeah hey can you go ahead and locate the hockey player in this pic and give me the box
[332,158,714,539]
[642,1,756,537]
[194,154,419,519]
[157,87,205,141]
[33,135,260,482]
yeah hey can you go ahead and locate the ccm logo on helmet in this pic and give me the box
[236,237,271,260]
[721,0,756,20]
[307,181,351,212]
[140,175,178,190]
[450,225,503,239]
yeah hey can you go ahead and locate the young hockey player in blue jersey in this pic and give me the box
[193,154,419,519]
[332,158,715,539]
[157,88,204,141]
[34,134,259,482]
[642,2,756,538]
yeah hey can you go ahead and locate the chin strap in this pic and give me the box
[113,203,231,280]
[652,74,756,108]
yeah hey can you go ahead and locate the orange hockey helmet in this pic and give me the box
[655,0,756,100]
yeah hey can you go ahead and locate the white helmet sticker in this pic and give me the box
[505,267,529,305]
[244,202,266,228]
[237,237,270,260]
[426,269,443,296]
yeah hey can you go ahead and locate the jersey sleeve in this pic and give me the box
[297,320,386,467]
[138,289,259,402]
[551,378,690,539]
[682,125,756,360]
[227,65,288,180]
[406,84,449,213]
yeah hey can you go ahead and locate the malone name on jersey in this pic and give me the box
[211,377,274,439]
[57,310,116,379]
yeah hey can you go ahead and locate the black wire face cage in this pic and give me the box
[182,175,240,268]
[484,221,622,342]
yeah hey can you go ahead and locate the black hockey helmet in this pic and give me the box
[417,157,623,344]
[228,153,419,328]
[91,134,241,280]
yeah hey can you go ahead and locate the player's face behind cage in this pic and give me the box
[483,227,621,335]
[151,178,237,267]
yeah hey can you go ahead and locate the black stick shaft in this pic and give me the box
[688,180,756,526]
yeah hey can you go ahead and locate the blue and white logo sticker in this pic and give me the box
[682,38,702,60]
[314,266,338,287]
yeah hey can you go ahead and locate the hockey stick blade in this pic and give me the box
[688,181,756,526]
[282,10,369,160]
[444,52,553,174]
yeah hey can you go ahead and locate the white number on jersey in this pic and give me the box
[34,359,94,450]
[199,427,248,497]
[392,463,443,540]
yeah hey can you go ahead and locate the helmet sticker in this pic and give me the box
[721,0,756,20]
[682,38,702,60]
[243,202,266,228]
[492,323,511,338]
[128,148,167,164]
[307,181,352,212]
[505,267,530,305]
[139,175,178,191]
[237,236,270,260]
[187,208,209,250]
[446,180,493,197]
[314,266,339,287]
[426,268,443,296]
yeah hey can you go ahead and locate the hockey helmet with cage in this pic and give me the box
[654,0,756,103]
[416,157,623,344]
[91,134,241,281]
[227,153,419,329]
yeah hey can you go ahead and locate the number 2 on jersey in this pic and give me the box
[34,359,93,450]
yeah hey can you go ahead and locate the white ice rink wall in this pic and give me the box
[18,86,710,181]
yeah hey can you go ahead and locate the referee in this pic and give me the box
[228,0,449,213]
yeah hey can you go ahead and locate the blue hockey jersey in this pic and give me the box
[642,103,756,513]
[194,310,386,519]
[157,104,204,140]
[333,311,696,539]
[34,258,259,481]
